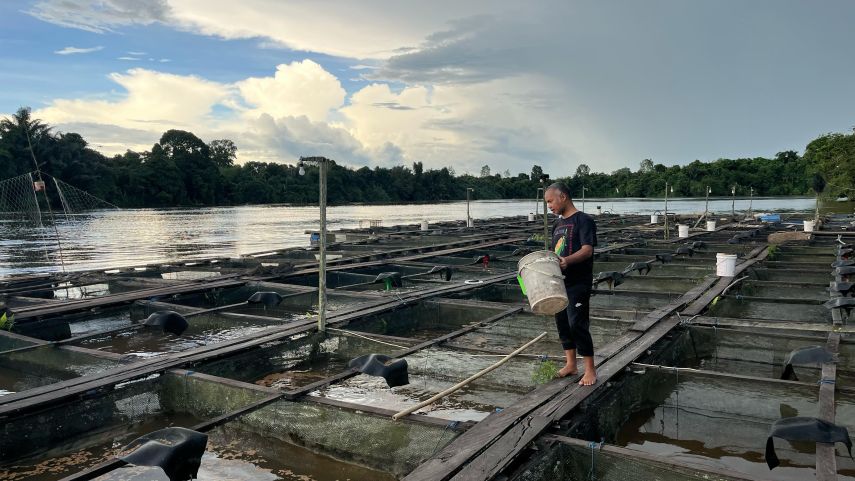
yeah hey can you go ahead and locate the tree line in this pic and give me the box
[1,107,852,208]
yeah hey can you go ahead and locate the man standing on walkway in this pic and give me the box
[544,182,598,385]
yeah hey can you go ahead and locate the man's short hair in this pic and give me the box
[547,182,573,199]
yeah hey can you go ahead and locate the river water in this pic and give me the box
[0,197,820,277]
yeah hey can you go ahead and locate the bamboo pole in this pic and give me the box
[391,331,548,420]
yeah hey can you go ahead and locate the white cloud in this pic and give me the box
[30,59,581,174]
[236,60,345,122]
[36,68,232,144]
[30,0,170,33]
[54,46,103,55]
[117,56,140,61]
[31,63,396,166]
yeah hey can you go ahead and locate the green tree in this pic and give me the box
[209,139,237,167]
[639,158,654,173]
[803,130,855,198]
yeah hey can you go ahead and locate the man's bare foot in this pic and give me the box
[558,364,577,378]
[578,370,597,386]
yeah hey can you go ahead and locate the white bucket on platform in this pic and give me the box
[528,212,535,222]
[716,253,737,277]
[804,220,815,232]
[517,251,569,315]
[467,218,475,228]
[678,224,690,238]
[706,220,717,232]
[650,214,659,224]
[421,220,429,231]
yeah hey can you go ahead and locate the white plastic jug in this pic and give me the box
[678,224,690,238]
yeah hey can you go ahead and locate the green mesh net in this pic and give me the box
[234,400,460,477]
[510,442,752,481]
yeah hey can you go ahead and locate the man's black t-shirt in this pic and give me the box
[550,212,597,286]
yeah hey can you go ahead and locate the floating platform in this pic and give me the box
[0,213,853,481]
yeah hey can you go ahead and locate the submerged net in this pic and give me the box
[510,442,751,481]
[235,400,460,477]
[0,372,273,481]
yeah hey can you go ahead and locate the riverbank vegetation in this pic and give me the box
[1,107,852,207]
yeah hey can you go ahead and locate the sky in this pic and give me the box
[1,0,854,176]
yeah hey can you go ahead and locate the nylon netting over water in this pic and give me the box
[0,172,43,224]
[0,171,117,225]
[234,400,460,477]
[48,173,119,217]
[509,442,750,481]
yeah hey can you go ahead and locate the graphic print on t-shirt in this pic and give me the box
[552,224,572,257]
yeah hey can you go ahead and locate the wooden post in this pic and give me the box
[318,159,327,332]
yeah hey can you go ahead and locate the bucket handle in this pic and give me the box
[519,265,565,280]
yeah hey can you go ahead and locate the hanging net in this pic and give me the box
[0,172,44,225]
[0,170,118,226]
[45,172,119,217]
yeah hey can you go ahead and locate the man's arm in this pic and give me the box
[559,244,593,269]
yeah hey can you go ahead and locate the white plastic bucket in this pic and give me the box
[467,218,474,228]
[650,214,659,224]
[804,220,815,232]
[706,220,716,232]
[678,224,690,238]
[716,253,737,277]
[528,213,535,222]
[517,251,569,315]
[421,220,429,231]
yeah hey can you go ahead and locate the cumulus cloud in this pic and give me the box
[54,46,104,55]
[29,58,581,174]
[29,0,171,33]
[36,68,232,150]
[236,60,346,122]
[31,62,402,166]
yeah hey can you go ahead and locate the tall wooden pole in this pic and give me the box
[318,160,328,332]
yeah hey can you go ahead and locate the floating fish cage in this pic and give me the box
[2,212,854,481]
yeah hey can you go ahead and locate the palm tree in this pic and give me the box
[0,107,53,177]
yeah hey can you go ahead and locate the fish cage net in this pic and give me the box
[348,301,504,339]
[645,326,855,384]
[0,345,122,395]
[0,372,270,464]
[194,331,415,388]
[232,399,460,477]
[509,441,751,481]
